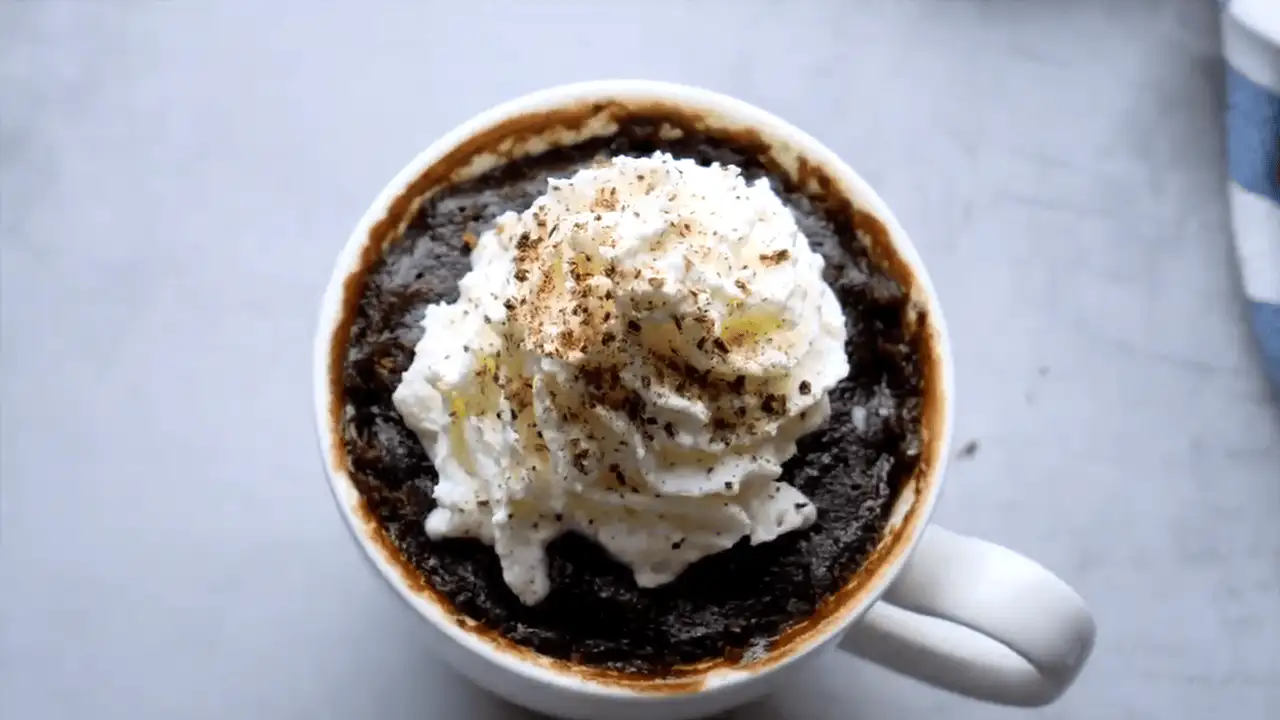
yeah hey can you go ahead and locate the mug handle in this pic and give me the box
[838,525,1096,706]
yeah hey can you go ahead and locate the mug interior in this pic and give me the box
[312,80,954,698]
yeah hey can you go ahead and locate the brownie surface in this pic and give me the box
[339,118,925,674]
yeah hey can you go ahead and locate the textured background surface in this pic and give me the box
[2,1,1278,718]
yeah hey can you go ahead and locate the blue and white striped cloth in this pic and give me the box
[1221,0,1280,394]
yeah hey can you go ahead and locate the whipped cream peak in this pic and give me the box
[393,151,849,604]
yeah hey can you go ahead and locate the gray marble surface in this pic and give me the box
[2,1,1277,718]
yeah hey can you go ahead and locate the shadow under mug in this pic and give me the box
[313,80,1097,720]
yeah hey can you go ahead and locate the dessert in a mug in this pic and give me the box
[337,112,927,674]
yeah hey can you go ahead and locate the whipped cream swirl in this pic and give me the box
[393,152,849,604]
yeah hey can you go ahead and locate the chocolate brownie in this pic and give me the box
[338,116,926,675]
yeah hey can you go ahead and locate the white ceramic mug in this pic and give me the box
[313,80,1096,720]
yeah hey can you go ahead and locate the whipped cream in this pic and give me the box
[393,152,849,604]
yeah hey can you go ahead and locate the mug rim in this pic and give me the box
[312,79,955,700]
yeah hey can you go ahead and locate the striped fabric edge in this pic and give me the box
[1250,302,1280,393]
[1228,183,1280,393]
[1222,2,1280,394]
